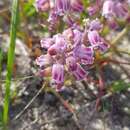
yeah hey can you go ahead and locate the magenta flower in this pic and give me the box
[66,56,77,71]
[97,41,110,53]
[48,43,58,55]
[52,64,64,84]
[72,64,87,81]
[36,54,52,67]
[48,34,67,55]
[55,0,70,16]
[40,37,54,49]
[73,29,83,46]
[36,0,50,11]
[114,2,128,18]
[63,28,74,41]
[74,46,94,63]
[102,0,114,18]
[54,34,67,53]
[35,0,114,91]
[70,0,84,12]
[89,19,102,31]
[36,18,110,90]
[88,30,102,46]
[87,5,98,16]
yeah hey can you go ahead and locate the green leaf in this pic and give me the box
[3,0,19,125]
[23,1,36,17]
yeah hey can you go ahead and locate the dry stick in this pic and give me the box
[111,26,129,45]
[0,75,36,83]
[50,88,83,130]
[13,84,45,121]
[110,25,129,55]
[0,8,9,14]
[110,25,130,79]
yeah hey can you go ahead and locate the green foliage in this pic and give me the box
[23,0,36,17]
[82,0,90,8]
[110,80,130,92]
[3,0,19,125]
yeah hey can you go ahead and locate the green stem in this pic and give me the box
[3,0,19,125]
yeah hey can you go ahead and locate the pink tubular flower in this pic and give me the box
[102,0,114,18]
[89,19,103,31]
[48,34,67,55]
[54,34,67,53]
[40,37,54,49]
[48,10,59,32]
[52,64,64,84]
[66,56,77,71]
[63,28,74,41]
[70,0,84,12]
[73,29,83,46]
[88,30,102,46]
[36,54,52,67]
[36,0,50,11]
[81,58,94,65]
[128,0,130,4]
[114,2,128,18]
[48,44,58,55]
[87,5,98,16]
[97,41,110,53]
[74,46,94,62]
[55,0,70,16]
[38,67,52,77]
[72,64,87,80]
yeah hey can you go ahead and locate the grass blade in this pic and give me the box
[0,48,3,128]
[0,48,3,78]
[3,0,19,125]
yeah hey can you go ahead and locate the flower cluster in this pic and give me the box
[35,0,130,90]
[36,18,109,90]
[102,0,129,19]
[36,0,84,31]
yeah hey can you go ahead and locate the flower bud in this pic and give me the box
[52,64,64,84]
